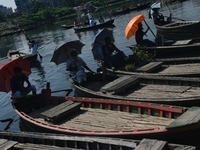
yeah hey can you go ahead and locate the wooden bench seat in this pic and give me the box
[172,39,192,46]
[41,101,81,123]
[100,75,140,94]
[166,107,200,129]
[135,139,167,150]
[136,62,163,73]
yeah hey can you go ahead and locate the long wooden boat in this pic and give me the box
[95,56,200,77]
[61,24,74,29]
[69,72,200,107]
[0,131,196,150]
[156,21,200,40]
[73,19,115,32]
[127,38,200,58]
[7,49,38,63]
[11,83,200,147]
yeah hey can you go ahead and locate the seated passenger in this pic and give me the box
[102,37,127,69]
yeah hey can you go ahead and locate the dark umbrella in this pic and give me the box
[91,28,114,60]
[50,40,85,65]
[0,57,31,93]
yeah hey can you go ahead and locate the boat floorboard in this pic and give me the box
[84,80,200,99]
[29,107,175,131]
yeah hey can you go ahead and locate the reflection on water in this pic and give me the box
[0,0,200,135]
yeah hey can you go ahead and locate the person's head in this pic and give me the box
[13,67,22,76]
[138,23,143,29]
[105,37,112,44]
[70,49,78,57]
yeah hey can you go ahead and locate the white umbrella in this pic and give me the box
[151,2,161,9]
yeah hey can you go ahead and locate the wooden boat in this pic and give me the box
[95,56,200,77]
[73,19,115,32]
[127,38,200,58]
[69,72,200,107]
[11,83,200,147]
[156,21,200,40]
[7,49,38,63]
[61,24,74,29]
[0,131,196,150]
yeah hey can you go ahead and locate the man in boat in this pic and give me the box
[66,49,95,85]
[10,67,36,99]
[98,16,105,24]
[102,37,127,70]
[89,18,96,26]
[151,8,171,25]
[135,23,155,47]
[30,40,38,55]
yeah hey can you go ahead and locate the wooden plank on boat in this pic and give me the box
[166,107,200,129]
[100,75,140,94]
[0,139,17,150]
[136,62,163,73]
[41,101,81,123]
[135,139,167,150]
[172,39,192,45]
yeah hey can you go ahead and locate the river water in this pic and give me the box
[0,0,200,136]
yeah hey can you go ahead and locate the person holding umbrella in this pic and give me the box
[66,49,95,85]
[10,67,36,99]
[135,23,155,47]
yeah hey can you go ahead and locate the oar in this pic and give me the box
[143,19,156,38]
[51,89,73,96]
[18,26,43,60]
[0,118,13,130]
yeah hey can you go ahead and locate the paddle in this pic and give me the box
[143,19,156,38]
[18,25,43,60]
[51,89,73,96]
[0,118,13,130]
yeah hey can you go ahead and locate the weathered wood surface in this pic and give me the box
[0,139,17,150]
[100,76,140,94]
[41,101,81,123]
[30,107,175,131]
[135,139,167,150]
[167,107,200,129]
[136,62,163,73]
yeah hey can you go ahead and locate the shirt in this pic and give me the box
[10,74,28,94]
[66,57,87,76]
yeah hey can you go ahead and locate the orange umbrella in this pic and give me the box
[125,14,145,40]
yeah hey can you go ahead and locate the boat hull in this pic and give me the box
[73,19,115,32]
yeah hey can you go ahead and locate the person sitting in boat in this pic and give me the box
[135,23,155,47]
[74,20,79,27]
[10,67,36,99]
[66,49,95,85]
[151,8,171,26]
[30,40,38,55]
[102,37,127,70]
[89,18,96,26]
[98,16,105,24]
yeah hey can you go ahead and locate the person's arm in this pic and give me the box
[83,65,95,73]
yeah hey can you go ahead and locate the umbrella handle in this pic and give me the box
[143,19,156,38]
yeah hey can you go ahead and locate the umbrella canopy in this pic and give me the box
[0,57,31,93]
[50,40,85,65]
[125,14,145,40]
[91,28,114,60]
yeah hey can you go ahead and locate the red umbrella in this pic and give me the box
[0,57,31,93]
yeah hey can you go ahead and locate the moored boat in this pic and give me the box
[95,56,200,77]
[7,49,38,63]
[61,24,74,29]
[0,131,196,150]
[12,83,200,147]
[127,38,200,58]
[156,21,200,40]
[73,19,115,32]
[69,72,200,107]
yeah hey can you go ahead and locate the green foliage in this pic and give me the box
[125,63,135,71]
[132,46,156,61]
